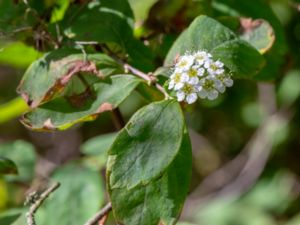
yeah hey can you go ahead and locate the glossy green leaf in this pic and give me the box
[239,18,275,54]
[81,132,118,156]
[36,163,104,225]
[17,48,122,108]
[108,131,192,225]
[107,100,184,189]
[165,15,265,79]
[21,75,142,130]
[0,157,18,175]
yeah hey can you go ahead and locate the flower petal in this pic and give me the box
[177,91,185,102]
[168,80,175,89]
[188,76,199,85]
[186,93,198,104]
[224,78,233,87]
[174,82,184,90]
[207,90,218,100]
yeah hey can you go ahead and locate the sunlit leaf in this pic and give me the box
[107,100,192,225]
[239,18,275,54]
[21,75,142,130]
[0,97,29,124]
[128,0,159,22]
[165,15,265,79]
[17,48,122,108]
[108,131,192,225]
[107,100,185,189]
[213,0,287,80]
[0,42,43,68]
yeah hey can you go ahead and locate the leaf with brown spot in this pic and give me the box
[17,48,122,108]
[43,118,55,130]
[97,103,114,113]
[239,18,275,54]
[20,75,142,131]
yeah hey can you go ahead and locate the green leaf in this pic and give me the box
[0,0,27,34]
[50,0,70,23]
[128,0,159,22]
[164,15,265,79]
[239,18,275,54]
[278,70,300,106]
[0,42,43,68]
[62,0,154,71]
[0,140,36,182]
[107,100,184,189]
[0,208,24,225]
[213,0,287,80]
[21,75,142,130]
[81,132,118,156]
[0,157,18,175]
[17,48,122,108]
[0,97,29,124]
[136,82,164,102]
[108,131,192,225]
[36,162,104,225]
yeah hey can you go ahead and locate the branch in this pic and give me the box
[99,44,170,99]
[26,182,60,225]
[123,63,170,99]
[83,202,112,225]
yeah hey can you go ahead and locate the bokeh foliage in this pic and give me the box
[1,0,300,225]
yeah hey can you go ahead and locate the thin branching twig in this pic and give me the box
[26,182,60,225]
[99,44,170,99]
[123,63,170,99]
[83,202,112,225]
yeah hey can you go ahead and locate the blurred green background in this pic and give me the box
[1,0,300,225]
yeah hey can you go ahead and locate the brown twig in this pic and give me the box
[99,44,170,99]
[123,63,170,99]
[83,202,112,225]
[26,182,60,225]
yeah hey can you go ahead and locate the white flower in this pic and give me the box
[197,77,219,100]
[215,74,234,87]
[194,51,212,66]
[168,50,234,103]
[205,59,225,75]
[186,67,200,85]
[176,83,198,104]
[169,72,189,90]
[176,55,194,72]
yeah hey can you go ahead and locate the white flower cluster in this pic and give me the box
[168,51,233,104]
